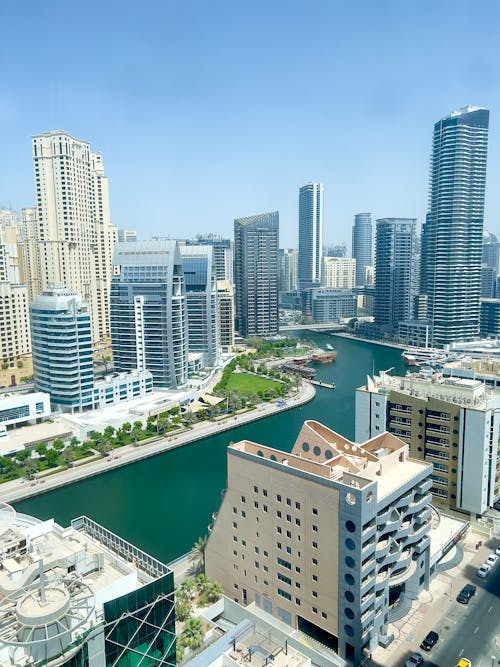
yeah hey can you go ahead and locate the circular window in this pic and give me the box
[345,520,356,533]
[417,447,423,452]
[325,450,333,460]
[453,443,458,448]
[257,450,264,457]
[302,442,310,452]
[451,494,456,499]
[452,455,457,461]
[313,446,321,456]
[451,468,456,474]
[418,409,423,415]
[345,538,355,551]
[345,590,355,602]
[345,556,355,568]
[453,429,458,435]
[454,416,459,421]
[344,624,354,637]
[344,608,355,620]
[270,454,277,461]
[418,435,423,440]
[366,491,373,503]
[418,422,423,427]
[344,573,355,586]
[346,492,356,506]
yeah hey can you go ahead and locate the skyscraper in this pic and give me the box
[27,131,117,343]
[352,213,372,286]
[374,218,418,333]
[185,235,233,282]
[298,183,324,289]
[421,107,489,346]
[110,241,188,388]
[278,248,298,293]
[179,245,219,367]
[234,212,279,338]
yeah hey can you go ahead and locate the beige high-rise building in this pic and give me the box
[217,280,235,351]
[22,131,117,343]
[321,256,356,289]
[0,215,31,363]
[206,420,432,665]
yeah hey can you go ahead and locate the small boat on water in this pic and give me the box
[311,352,336,363]
[325,343,334,350]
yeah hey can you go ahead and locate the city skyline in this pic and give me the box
[1,2,500,247]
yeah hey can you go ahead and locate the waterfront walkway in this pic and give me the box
[1,382,316,505]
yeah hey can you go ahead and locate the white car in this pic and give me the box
[495,546,500,557]
[486,553,498,567]
[477,563,491,578]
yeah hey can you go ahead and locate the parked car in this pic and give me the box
[456,583,476,604]
[496,546,500,557]
[455,659,472,667]
[493,498,500,511]
[486,553,498,567]
[405,652,424,667]
[420,631,439,650]
[477,563,491,578]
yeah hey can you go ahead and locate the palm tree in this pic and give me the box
[189,535,208,573]
[200,581,222,605]
[180,617,204,649]
[175,597,192,622]
[194,573,208,595]
[60,448,76,468]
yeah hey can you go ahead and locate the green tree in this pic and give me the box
[103,425,115,439]
[122,421,132,434]
[14,449,31,464]
[189,535,208,573]
[246,336,263,350]
[175,598,192,622]
[96,440,112,456]
[131,424,142,447]
[199,581,222,606]
[180,617,204,650]
[52,439,65,452]
[45,449,60,468]
[194,573,208,595]
[70,436,80,448]
[60,448,76,468]
[35,443,48,458]
[17,360,24,368]
[178,577,196,601]
[0,456,17,477]
[24,459,38,480]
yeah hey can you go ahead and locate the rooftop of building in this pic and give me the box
[443,356,500,377]
[359,369,498,408]
[0,421,72,456]
[230,420,430,501]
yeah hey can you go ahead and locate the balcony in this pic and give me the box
[362,523,377,540]
[360,573,375,594]
[417,479,432,495]
[375,570,389,592]
[388,559,416,587]
[376,507,392,526]
[375,536,391,558]
[396,519,413,540]
[405,520,431,546]
[379,541,402,568]
[378,515,401,538]
[394,491,413,510]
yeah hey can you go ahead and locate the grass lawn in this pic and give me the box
[225,372,283,395]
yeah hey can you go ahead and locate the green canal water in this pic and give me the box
[14,334,406,564]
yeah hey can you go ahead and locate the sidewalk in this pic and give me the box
[0,382,316,505]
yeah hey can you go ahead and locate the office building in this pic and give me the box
[111,240,188,388]
[206,420,432,665]
[279,248,298,294]
[321,257,356,290]
[311,288,356,323]
[480,298,500,337]
[180,245,219,367]
[26,131,117,343]
[234,212,279,338]
[298,183,324,290]
[374,218,418,333]
[352,213,372,286]
[0,391,50,433]
[185,234,233,282]
[483,230,500,274]
[0,503,175,666]
[356,370,500,515]
[217,280,235,351]
[117,228,138,242]
[420,107,489,346]
[324,243,347,258]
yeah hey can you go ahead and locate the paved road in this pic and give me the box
[422,555,500,667]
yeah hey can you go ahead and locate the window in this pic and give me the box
[277,557,291,570]
[277,526,282,534]
[277,572,291,585]
[295,518,301,526]
[233,521,237,529]
[312,590,318,598]
[312,607,318,614]
[312,558,318,565]
[277,494,282,502]
[286,546,292,554]
[286,514,291,522]
[313,508,318,515]
[263,565,269,572]
[253,485,258,493]
[295,582,301,589]
[277,542,282,550]
[312,574,318,582]
[277,510,282,518]
[278,588,291,601]
[295,566,301,573]
[254,501,259,509]
[295,501,301,510]
[286,498,291,506]
[295,598,301,606]
[233,507,237,514]
[255,561,260,569]
[312,524,318,532]
[241,496,246,503]
[286,530,291,538]
[255,546,260,554]
[264,550,269,557]
[263,505,268,512]
[312,541,318,549]
[242,511,246,518]
[321,612,327,619]
[263,489,268,497]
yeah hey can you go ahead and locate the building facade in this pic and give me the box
[206,420,432,665]
[234,212,279,338]
[311,288,357,323]
[26,131,117,343]
[185,235,234,282]
[321,257,356,290]
[180,245,219,367]
[217,280,235,351]
[0,391,50,431]
[0,504,175,667]
[356,370,500,515]
[298,183,324,289]
[374,218,418,334]
[352,213,372,287]
[420,107,489,346]
[480,298,500,337]
[279,248,298,294]
[111,241,188,388]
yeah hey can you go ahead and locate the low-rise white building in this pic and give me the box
[0,391,51,440]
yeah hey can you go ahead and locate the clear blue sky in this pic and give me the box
[1,0,499,247]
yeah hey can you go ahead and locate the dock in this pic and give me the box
[309,380,335,389]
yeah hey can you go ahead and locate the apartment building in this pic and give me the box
[206,420,432,665]
[356,370,500,515]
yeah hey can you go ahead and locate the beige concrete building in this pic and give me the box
[21,131,117,343]
[321,257,356,290]
[356,370,500,515]
[206,420,432,665]
[217,279,235,351]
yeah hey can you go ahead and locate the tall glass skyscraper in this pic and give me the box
[374,218,418,333]
[234,212,279,337]
[421,107,489,346]
[298,183,324,289]
[352,213,372,286]
[110,241,188,388]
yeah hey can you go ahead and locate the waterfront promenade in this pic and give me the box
[1,382,315,505]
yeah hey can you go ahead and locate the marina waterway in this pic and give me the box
[14,333,407,563]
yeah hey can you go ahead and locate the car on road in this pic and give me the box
[456,583,476,604]
[486,553,498,567]
[405,652,424,667]
[477,563,491,578]
[455,659,471,667]
[496,546,500,556]
[419,630,439,650]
